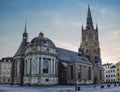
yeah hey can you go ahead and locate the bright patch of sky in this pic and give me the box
[0,0,120,64]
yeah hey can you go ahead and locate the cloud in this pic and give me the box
[101,29,120,64]
[113,30,120,37]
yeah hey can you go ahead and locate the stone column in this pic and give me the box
[48,59,50,74]
[55,60,58,76]
[81,66,83,80]
[24,60,26,76]
[51,59,53,75]
[36,58,39,74]
[86,67,88,80]
[54,59,55,75]
[41,57,43,74]
[53,59,54,75]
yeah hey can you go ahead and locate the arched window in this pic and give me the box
[78,65,81,80]
[70,66,73,79]
[93,33,96,40]
[94,49,96,53]
[88,67,91,80]
[43,59,49,73]
[95,43,97,46]
[16,61,20,76]
[85,34,88,41]
[86,49,89,54]
[24,60,27,75]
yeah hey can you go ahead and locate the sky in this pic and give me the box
[0,0,120,64]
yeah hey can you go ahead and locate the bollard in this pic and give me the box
[114,84,117,87]
[107,84,110,87]
[101,85,104,88]
[75,85,80,91]
[77,86,80,91]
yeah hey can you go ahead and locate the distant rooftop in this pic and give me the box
[0,57,13,62]
[111,65,116,68]
[102,63,113,66]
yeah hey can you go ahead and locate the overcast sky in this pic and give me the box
[0,0,120,64]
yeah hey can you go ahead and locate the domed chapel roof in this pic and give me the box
[31,32,56,48]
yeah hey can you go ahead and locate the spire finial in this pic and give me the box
[23,20,28,42]
[82,24,84,31]
[24,20,27,33]
[86,4,94,30]
[87,4,92,19]
[96,23,98,31]
[39,32,44,37]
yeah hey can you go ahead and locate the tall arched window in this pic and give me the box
[86,49,89,54]
[24,60,27,75]
[85,34,88,41]
[43,59,49,73]
[31,58,37,74]
[16,61,20,76]
[78,65,81,80]
[70,66,73,79]
[88,67,91,80]
[93,33,96,40]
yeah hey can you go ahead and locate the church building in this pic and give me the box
[11,5,103,86]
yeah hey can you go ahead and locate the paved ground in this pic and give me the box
[0,84,120,92]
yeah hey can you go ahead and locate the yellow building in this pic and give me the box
[115,61,120,82]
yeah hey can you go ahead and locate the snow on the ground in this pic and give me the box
[0,84,120,92]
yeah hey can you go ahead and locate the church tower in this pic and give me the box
[79,5,103,83]
[79,5,101,65]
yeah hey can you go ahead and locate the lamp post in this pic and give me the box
[75,62,77,91]
[75,62,80,91]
